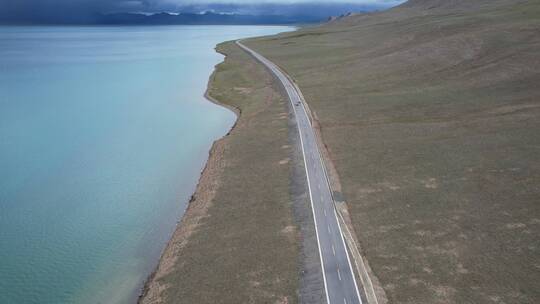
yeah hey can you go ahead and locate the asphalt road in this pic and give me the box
[237,41,363,304]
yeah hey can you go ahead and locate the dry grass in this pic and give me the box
[141,42,299,304]
[246,1,540,303]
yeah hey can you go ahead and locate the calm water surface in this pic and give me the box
[0,25,291,304]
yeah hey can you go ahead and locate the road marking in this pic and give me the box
[321,195,324,202]
[327,225,331,233]
[332,208,363,302]
[324,209,327,216]
[332,245,336,256]
[239,42,331,304]
[344,298,348,304]
[318,183,321,190]
[237,40,364,304]
[337,268,342,281]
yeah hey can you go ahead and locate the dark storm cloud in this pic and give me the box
[0,0,403,24]
[175,1,401,16]
[0,0,159,23]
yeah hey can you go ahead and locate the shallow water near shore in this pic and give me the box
[0,25,291,304]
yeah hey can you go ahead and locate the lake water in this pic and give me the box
[0,25,291,304]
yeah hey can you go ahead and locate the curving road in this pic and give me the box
[237,41,363,304]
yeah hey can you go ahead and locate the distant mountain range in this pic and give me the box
[0,11,333,25]
[0,2,403,25]
[94,12,321,25]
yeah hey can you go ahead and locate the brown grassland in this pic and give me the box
[140,42,299,304]
[245,0,540,303]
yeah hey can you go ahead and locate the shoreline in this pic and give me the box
[139,39,300,303]
[138,48,240,303]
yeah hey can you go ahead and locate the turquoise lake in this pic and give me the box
[0,25,291,304]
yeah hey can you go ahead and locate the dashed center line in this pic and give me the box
[236,41,363,304]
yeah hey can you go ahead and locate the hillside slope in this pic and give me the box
[246,1,540,303]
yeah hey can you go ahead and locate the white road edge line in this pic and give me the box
[336,210,379,304]
[333,207,363,302]
[235,40,333,304]
[291,54,364,302]
[236,39,373,304]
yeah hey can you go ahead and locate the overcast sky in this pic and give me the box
[1,0,403,12]
[0,0,405,23]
